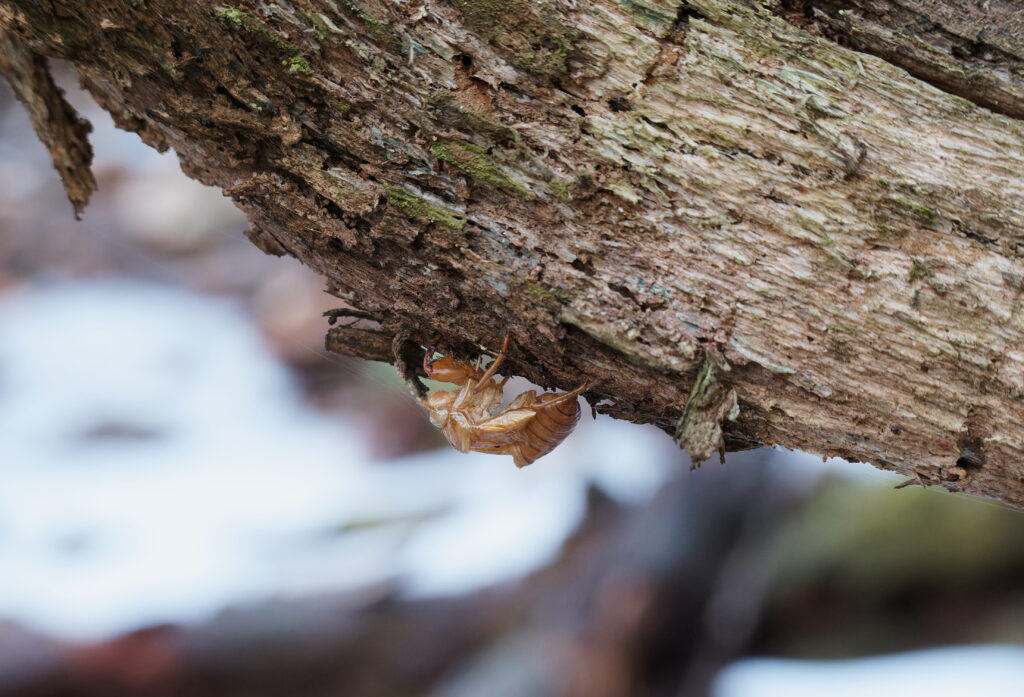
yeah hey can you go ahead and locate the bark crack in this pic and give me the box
[773,0,1024,120]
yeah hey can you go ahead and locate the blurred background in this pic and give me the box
[1,65,1023,697]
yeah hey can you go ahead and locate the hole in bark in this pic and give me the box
[324,199,346,222]
[570,104,587,117]
[773,0,835,38]
[956,448,985,470]
[890,426,902,435]
[951,41,986,62]
[571,258,595,276]
[607,96,633,113]
[169,35,186,61]
[777,0,814,23]
[675,4,705,25]
[952,221,998,246]
[499,82,526,97]
[638,115,672,134]
[957,436,985,469]
[455,53,473,69]
[667,4,705,43]
[607,282,638,303]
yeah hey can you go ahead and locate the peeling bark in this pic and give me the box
[675,348,739,465]
[2,0,1023,506]
[0,27,93,217]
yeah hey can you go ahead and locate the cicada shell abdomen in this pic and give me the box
[509,386,587,467]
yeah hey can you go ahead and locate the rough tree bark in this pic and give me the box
[2,0,1023,505]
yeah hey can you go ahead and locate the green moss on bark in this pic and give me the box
[215,6,312,74]
[337,1,404,52]
[386,187,466,232]
[521,279,560,308]
[908,258,936,282]
[431,139,532,198]
[549,179,571,202]
[450,0,575,79]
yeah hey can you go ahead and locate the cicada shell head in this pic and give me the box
[423,350,477,385]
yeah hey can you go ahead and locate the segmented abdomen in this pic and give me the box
[517,393,582,465]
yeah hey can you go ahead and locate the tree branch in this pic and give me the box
[2,0,1023,506]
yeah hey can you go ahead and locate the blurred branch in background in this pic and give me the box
[2,457,1023,697]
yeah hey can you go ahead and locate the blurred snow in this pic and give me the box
[713,645,1024,697]
[0,280,674,639]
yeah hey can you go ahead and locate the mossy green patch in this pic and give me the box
[305,12,343,42]
[283,55,312,74]
[215,7,250,25]
[386,187,466,232]
[908,258,935,282]
[888,195,940,226]
[521,279,560,307]
[550,179,571,202]
[337,1,404,52]
[450,0,575,80]
[674,354,740,464]
[359,11,401,51]
[215,6,313,74]
[872,178,944,232]
[426,91,456,107]
[431,139,532,198]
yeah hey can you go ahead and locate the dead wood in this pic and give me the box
[2,0,1023,505]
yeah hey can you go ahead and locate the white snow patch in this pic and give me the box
[0,280,674,638]
[713,645,1024,697]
